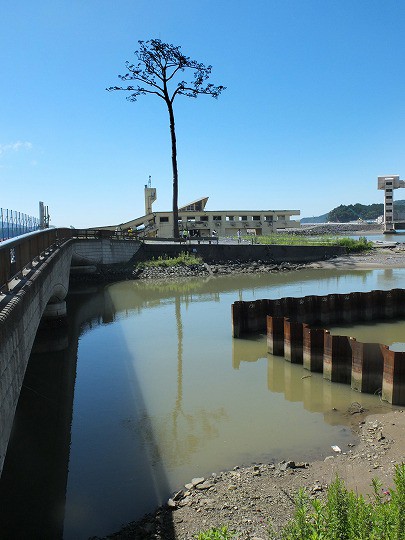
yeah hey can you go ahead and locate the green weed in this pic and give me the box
[194,526,237,539]
[280,463,405,539]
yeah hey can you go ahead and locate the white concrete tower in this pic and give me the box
[377,175,405,233]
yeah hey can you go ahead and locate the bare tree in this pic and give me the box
[107,39,225,238]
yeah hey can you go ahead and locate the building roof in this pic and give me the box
[179,197,209,212]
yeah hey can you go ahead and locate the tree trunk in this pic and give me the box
[167,101,180,238]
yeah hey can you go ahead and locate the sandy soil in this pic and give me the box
[100,247,405,540]
[315,244,405,270]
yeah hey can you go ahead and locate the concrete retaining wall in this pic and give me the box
[135,243,346,264]
[0,242,73,476]
[232,289,405,405]
[71,238,142,265]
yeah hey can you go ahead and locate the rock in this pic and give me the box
[167,498,176,509]
[172,490,183,501]
[279,460,295,471]
[195,481,214,490]
[311,483,323,493]
[191,477,205,487]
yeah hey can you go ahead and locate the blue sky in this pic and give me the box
[2,1,405,227]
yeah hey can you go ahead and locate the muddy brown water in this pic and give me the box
[1,267,404,539]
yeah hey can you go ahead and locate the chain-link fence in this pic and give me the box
[0,208,40,241]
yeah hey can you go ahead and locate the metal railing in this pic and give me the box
[0,228,73,292]
[0,208,40,241]
[0,228,222,292]
[0,228,139,291]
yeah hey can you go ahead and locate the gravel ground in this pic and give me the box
[314,244,405,270]
[99,409,405,540]
[92,246,405,540]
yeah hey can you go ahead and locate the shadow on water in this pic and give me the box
[0,322,75,540]
[0,266,401,539]
[0,285,176,540]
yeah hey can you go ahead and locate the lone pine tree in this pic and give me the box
[108,39,225,237]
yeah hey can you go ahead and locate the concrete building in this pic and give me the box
[100,182,300,238]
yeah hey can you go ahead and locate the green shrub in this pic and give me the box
[335,236,373,252]
[280,463,405,540]
[137,251,203,268]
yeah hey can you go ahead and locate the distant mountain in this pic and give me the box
[300,213,329,224]
[301,200,405,223]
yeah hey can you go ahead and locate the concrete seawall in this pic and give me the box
[232,289,405,405]
[135,243,347,264]
[72,238,142,266]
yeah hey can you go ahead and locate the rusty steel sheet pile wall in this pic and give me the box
[232,289,405,405]
[232,289,405,336]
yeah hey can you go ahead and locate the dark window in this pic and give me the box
[200,216,208,222]
[213,215,222,221]
[159,216,169,223]
[252,215,260,221]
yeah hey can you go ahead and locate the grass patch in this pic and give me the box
[137,251,203,268]
[255,234,373,252]
[194,526,236,539]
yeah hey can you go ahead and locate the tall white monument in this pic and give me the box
[377,175,405,233]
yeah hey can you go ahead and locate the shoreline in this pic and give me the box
[104,408,405,540]
[99,248,405,540]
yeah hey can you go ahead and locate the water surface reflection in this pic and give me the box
[1,267,404,539]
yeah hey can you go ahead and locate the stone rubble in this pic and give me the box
[136,260,308,280]
[288,223,381,236]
